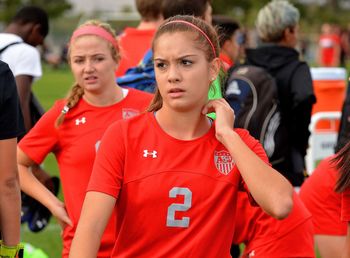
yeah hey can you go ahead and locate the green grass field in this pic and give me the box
[22,64,72,258]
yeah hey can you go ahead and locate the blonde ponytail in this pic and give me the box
[55,83,84,127]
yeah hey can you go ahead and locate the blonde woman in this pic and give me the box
[17,20,152,257]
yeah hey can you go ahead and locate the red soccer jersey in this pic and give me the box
[233,191,314,257]
[115,27,156,77]
[319,34,341,66]
[88,112,268,257]
[219,53,234,71]
[300,156,347,235]
[18,89,153,258]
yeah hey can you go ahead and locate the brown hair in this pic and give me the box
[148,15,220,112]
[55,20,120,127]
[136,0,163,21]
[334,141,350,193]
[162,0,211,20]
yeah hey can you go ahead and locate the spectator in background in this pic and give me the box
[212,15,241,71]
[0,5,48,133]
[162,0,212,24]
[317,23,341,67]
[115,0,164,77]
[0,61,24,258]
[245,0,316,187]
[17,20,152,257]
[0,5,58,233]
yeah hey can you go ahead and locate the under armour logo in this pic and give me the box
[143,150,157,158]
[75,117,86,125]
[248,250,255,257]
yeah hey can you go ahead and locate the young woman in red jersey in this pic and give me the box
[16,20,153,258]
[299,155,347,258]
[69,15,293,258]
[333,141,350,257]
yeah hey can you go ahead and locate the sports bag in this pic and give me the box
[116,49,156,93]
[225,65,288,164]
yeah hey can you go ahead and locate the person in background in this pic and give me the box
[17,20,153,257]
[115,0,164,77]
[317,23,341,67]
[0,61,24,258]
[0,5,48,133]
[299,155,347,258]
[0,5,58,232]
[161,0,212,24]
[245,0,316,187]
[69,15,293,258]
[212,15,241,70]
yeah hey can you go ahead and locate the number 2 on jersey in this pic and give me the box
[166,187,192,228]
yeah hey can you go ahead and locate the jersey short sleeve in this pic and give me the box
[235,128,270,165]
[87,120,125,198]
[18,101,63,164]
[2,43,42,79]
[0,61,24,139]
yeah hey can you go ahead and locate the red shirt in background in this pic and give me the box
[219,53,234,71]
[300,156,347,235]
[319,34,341,66]
[115,28,156,77]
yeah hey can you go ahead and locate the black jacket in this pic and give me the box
[245,45,316,186]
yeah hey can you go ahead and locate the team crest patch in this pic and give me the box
[214,150,234,175]
[122,108,140,119]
